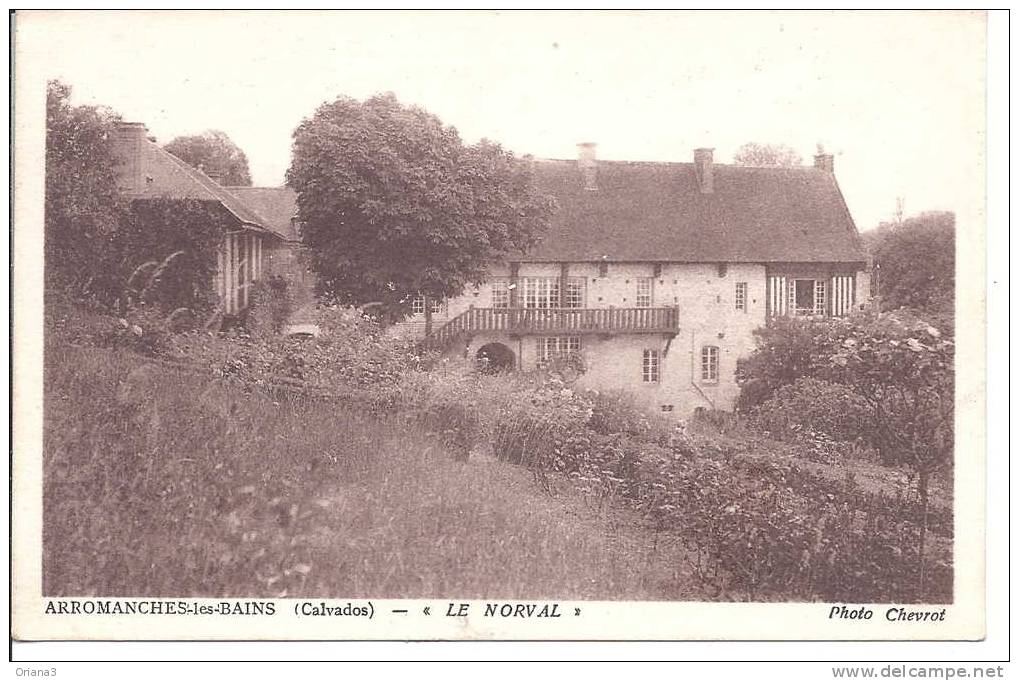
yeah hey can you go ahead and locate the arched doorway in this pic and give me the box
[476,342,516,373]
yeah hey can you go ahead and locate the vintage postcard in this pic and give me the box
[11,10,988,642]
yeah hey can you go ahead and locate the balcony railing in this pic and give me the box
[428,306,679,348]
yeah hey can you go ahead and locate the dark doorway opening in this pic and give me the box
[476,342,516,373]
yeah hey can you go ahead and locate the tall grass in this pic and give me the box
[44,345,701,599]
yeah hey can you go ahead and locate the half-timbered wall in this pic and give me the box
[216,231,268,315]
[766,265,862,318]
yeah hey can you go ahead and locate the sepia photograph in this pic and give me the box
[11,9,990,645]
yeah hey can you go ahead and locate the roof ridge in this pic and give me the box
[153,142,279,234]
[535,157,823,171]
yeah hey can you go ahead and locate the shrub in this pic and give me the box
[489,375,594,473]
[639,445,952,602]
[246,275,294,338]
[105,304,174,357]
[735,316,829,411]
[749,377,873,447]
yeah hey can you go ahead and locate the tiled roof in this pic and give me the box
[520,159,867,264]
[222,186,299,241]
[124,138,280,239]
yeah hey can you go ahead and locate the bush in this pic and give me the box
[749,377,873,450]
[735,316,828,411]
[246,276,294,338]
[104,304,174,357]
[638,445,952,602]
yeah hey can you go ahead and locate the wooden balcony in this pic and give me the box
[429,306,679,347]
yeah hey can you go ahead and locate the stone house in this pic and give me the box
[404,144,869,416]
[111,122,302,316]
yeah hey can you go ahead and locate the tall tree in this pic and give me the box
[867,211,955,321]
[287,93,555,316]
[732,142,803,167]
[45,80,126,287]
[164,130,252,186]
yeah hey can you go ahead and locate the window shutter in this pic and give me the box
[767,276,787,316]
[830,275,855,317]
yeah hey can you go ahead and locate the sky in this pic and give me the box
[17,10,986,231]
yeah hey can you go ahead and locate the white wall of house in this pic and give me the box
[215,230,270,315]
[395,262,778,416]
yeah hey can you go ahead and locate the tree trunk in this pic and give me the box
[917,467,930,601]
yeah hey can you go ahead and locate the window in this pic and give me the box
[642,349,660,383]
[735,282,748,312]
[523,277,560,309]
[564,277,586,308]
[790,279,827,316]
[537,336,581,363]
[636,278,653,308]
[813,280,827,315]
[411,295,443,315]
[491,279,510,308]
[701,346,719,382]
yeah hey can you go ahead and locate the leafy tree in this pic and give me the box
[738,312,953,598]
[45,80,126,287]
[826,314,953,598]
[732,142,803,167]
[866,211,955,322]
[286,93,555,319]
[164,130,252,186]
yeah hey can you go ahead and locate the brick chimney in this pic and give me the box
[577,142,597,191]
[813,152,834,173]
[112,122,148,192]
[694,147,714,194]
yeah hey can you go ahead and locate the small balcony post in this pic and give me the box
[509,263,520,308]
[559,263,569,308]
